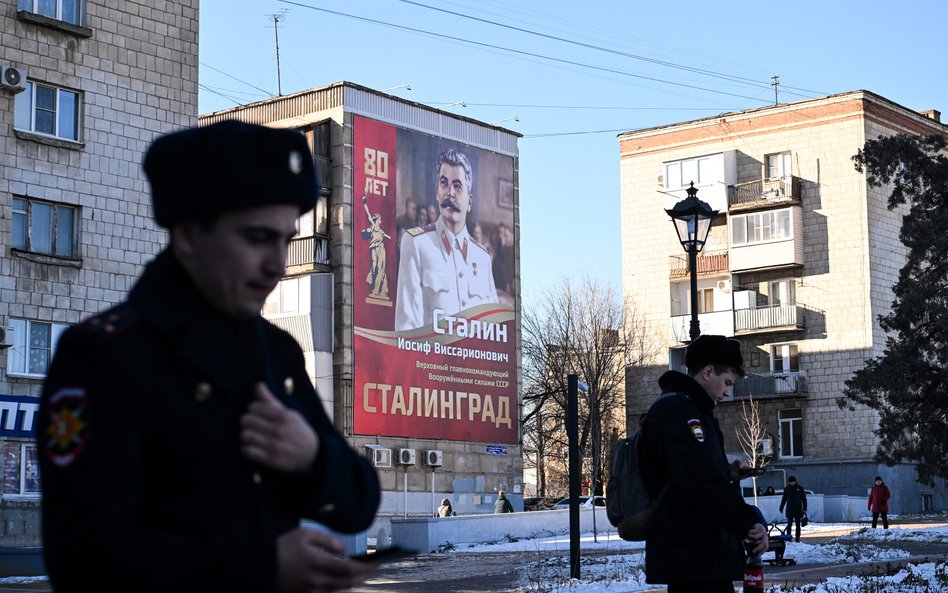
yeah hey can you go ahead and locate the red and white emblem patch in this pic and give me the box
[687,419,705,442]
[45,387,90,467]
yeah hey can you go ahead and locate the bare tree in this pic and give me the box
[736,394,772,506]
[521,276,660,496]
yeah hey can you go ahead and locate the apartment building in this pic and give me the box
[619,90,946,513]
[200,82,523,538]
[0,0,198,547]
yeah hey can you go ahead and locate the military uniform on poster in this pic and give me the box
[395,216,498,331]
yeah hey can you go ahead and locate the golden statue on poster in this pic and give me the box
[361,194,392,306]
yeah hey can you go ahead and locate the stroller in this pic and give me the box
[765,521,796,566]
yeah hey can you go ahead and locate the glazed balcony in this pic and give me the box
[728,176,801,211]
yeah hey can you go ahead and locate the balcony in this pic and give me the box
[728,176,801,211]
[669,310,735,342]
[669,249,729,278]
[732,371,806,398]
[287,235,330,270]
[729,206,803,272]
[734,304,805,334]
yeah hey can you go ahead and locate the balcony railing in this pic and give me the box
[734,304,804,333]
[728,176,800,209]
[287,235,330,267]
[732,371,806,397]
[669,249,729,278]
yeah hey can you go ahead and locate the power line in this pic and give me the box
[200,61,275,98]
[422,101,729,111]
[523,128,637,138]
[277,1,773,104]
[397,0,825,99]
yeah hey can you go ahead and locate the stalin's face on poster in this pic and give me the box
[437,162,472,234]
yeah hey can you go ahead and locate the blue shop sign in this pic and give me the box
[485,445,507,456]
[0,395,39,438]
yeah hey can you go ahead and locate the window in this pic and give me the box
[771,344,799,372]
[12,197,78,257]
[765,152,792,179]
[730,209,792,246]
[264,277,304,316]
[17,0,82,25]
[768,279,795,306]
[6,319,69,378]
[697,288,714,313]
[664,155,716,189]
[778,409,803,458]
[13,81,80,141]
[1,441,41,497]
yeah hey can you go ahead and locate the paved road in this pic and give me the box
[351,520,948,593]
[4,520,945,592]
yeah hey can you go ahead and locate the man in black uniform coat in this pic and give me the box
[640,335,768,593]
[37,121,381,593]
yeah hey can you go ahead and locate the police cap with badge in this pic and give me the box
[685,334,745,376]
[143,119,318,227]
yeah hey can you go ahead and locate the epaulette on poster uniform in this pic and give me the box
[406,223,436,237]
[469,237,491,255]
[80,303,139,340]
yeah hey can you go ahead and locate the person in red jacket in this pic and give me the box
[868,476,891,529]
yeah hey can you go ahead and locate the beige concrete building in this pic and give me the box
[200,82,523,539]
[619,90,946,513]
[0,0,198,548]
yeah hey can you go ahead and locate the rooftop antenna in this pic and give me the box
[771,74,779,105]
[268,9,288,96]
[383,84,412,92]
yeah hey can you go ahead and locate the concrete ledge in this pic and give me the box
[0,547,45,577]
[391,507,614,553]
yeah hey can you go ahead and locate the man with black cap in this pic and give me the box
[639,334,768,593]
[37,121,381,593]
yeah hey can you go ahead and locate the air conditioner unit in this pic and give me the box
[716,280,731,292]
[424,450,443,467]
[0,325,13,349]
[364,445,391,468]
[0,66,26,94]
[396,448,416,465]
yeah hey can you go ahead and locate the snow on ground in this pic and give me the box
[767,561,947,593]
[451,522,948,593]
[4,524,944,590]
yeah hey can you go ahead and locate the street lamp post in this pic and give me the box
[666,182,718,341]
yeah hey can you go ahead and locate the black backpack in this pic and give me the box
[605,426,668,541]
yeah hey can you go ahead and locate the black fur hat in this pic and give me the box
[685,334,745,377]
[144,120,317,228]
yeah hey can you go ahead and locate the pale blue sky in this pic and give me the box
[199,0,948,297]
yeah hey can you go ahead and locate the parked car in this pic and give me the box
[551,495,606,510]
[523,497,557,511]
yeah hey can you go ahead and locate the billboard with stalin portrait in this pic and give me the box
[352,115,517,444]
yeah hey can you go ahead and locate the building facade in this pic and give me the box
[200,82,523,539]
[619,90,946,513]
[0,0,198,546]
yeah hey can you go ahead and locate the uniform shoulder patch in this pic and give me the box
[687,418,705,443]
[406,223,436,237]
[44,387,90,467]
[81,303,139,340]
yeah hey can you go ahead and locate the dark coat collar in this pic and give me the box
[128,249,261,405]
[658,370,716,412]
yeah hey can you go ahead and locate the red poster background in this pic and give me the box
[352,115,517,444]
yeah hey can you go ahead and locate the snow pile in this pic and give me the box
[767,560,947,593]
